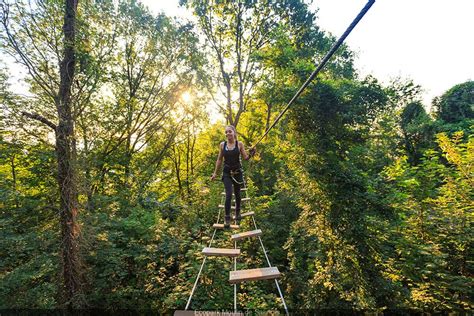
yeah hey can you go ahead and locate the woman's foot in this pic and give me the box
[235,212,241,225]
[224,216,231,229]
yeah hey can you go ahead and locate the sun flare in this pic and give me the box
[181,91,192,103]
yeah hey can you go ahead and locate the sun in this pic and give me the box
[181,91,192,103]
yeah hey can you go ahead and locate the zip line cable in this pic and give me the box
[251,0,376,149]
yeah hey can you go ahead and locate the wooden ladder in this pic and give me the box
[182,174,288,316]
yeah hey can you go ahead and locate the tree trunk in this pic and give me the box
[234,3,243,128]
[10,154,19,209]
[173,146,183,196]
[186,127,191,199]
[265,102,272,132]
[56,0,82,307]
[81,126,94,212]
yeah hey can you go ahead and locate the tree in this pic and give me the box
[72,1,205,211]
[400,101,434,165]
[434,80,474,125]
[279,78,401,309]
[181,0,327,128]
[56,1,81,305]
[383,130,473,309]
[1,0,84,306]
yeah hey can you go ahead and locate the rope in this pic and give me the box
[185,193,225,310]
[251,0,376,150]
[247,190,289,316]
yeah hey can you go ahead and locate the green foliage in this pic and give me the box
[382,130,473,310]
[0,138,59,308]
[279,77,398,310]
[400,101,435,164]
[1,0,473,313]
[434,80,474,125]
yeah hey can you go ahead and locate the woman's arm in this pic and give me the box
[239,142,252,160]
[211,142,224,180]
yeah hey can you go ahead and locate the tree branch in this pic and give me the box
[22,111,57,130]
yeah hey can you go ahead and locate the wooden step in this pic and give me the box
[218,201,249,209]
[234,197,250,202]
[229,267,281,284]
[218,204,236,209]
[231,229,262,241]
[202,247,240,257]
[221,188,247,195]
[232,211,254,219]
[213,223,240,230]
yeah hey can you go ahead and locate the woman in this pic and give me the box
[211,125,254,228]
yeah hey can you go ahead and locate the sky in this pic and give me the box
[143,0,474,107]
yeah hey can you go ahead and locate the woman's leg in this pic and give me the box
[223,176,233,227]
[233,181,241,223]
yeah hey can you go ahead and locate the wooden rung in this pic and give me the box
[232,211,254,219]
[233,197,250,202]
[221,188,247,195]
[231,229,262,241]
[218,204,236,209]
[229,267,280,284]
[213,223,240,230]
[202,247,240,257]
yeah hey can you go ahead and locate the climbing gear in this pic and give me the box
[248,147,256,158]
[229,168,245,185]
[223,141,241,172]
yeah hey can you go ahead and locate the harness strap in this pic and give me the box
[230,169,245,185]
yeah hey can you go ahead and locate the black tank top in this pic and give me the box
[223,141,241,172]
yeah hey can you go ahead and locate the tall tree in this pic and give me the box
[383,130,473,309]
[282,78,395,309]
[434,80,474,124]
[1,0,83,306]
[56,0,81,306]
[73,1,204,209]
[56,0,82,306]
[433,80,474,133]
[182,0,322,127]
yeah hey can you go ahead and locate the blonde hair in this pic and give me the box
[225,125,238,142]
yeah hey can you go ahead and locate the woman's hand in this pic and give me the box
[210,173,217,181]
[249,147,256,158]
